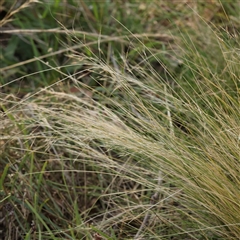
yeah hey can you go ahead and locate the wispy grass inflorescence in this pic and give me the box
[1,1,239,239]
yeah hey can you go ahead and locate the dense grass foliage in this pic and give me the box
[1,1,239,239]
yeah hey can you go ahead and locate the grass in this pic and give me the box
[1,0,240,239]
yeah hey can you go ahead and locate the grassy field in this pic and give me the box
[1,1,240,239]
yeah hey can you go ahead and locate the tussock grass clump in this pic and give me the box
[2,38,239,239]
[1,1,240,240]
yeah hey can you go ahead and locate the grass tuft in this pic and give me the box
[1,1,239,239]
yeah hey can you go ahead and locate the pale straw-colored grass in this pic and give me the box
[1,2,239,239]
